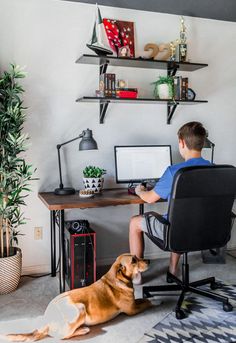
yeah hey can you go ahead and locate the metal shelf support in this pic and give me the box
[167,65,179,77]
[99,60,109,75]
[100,101,109,124]
[167,103,178,124]
[167,63,179,123]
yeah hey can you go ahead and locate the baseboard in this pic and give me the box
[22,264,51,276]
[21,252,169,274]
[96,251,171,266]
[22,246,236,275]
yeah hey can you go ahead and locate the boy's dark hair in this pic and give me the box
[177,121,207,151]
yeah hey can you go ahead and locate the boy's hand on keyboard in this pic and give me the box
[135,184,146,196]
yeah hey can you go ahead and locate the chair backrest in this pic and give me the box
[167,165,236,252]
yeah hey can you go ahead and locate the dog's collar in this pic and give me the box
[102,272,133,290]
[118,270,133,286]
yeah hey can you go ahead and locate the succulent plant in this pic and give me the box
[83,166,106,178]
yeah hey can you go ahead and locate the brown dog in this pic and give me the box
[6,254,151,341]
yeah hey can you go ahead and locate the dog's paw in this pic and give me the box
[150,298,162,307]
[77,327,90,335]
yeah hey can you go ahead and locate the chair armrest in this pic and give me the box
[143,211,169,225]
[143,211,170,251]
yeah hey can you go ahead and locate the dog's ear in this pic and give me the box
[117,263,126,274]
[116,263,132,285]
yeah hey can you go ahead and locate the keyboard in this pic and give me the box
[128,182,155,196]
[128,185,137,195]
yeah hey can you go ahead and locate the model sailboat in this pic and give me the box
[87,4,113,56]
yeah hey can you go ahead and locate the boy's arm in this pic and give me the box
[135,185,160,203]
[135,166,172,203]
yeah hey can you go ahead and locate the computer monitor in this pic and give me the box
[114,145,172,184]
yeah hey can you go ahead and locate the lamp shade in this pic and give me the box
[79,129,98,151]
[54,128,98,195]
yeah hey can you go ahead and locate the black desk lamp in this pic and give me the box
[54,128,98,195]
[204,137,215,163]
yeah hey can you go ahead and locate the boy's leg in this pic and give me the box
[129,215,144,258]
[129,214,181,276]
[169,252,181,276]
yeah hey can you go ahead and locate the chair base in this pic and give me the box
[143,254,233,319]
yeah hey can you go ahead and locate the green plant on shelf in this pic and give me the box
[83,166,106,178]
[152,76,174,99]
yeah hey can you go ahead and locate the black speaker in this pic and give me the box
[65,221,96,289]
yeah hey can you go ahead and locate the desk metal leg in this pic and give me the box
[50,210,56,277]
[139,204,144,215]
[58,210,65,293]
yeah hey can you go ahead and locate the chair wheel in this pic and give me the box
[175,309,186,320]
[223,302,233,312]
[210,282,220,290]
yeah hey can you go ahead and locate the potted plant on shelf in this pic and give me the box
[83,166,106,193]
[0,64,35,295]
[152,76,174,99]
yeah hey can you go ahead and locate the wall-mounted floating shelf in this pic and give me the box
[76,54,208,72]
[76,54,208,124]
[76,96,208,124]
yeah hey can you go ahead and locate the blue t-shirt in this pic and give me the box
[154,157,211,218]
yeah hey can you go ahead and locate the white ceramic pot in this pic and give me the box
[157,83,170,99]
[83,177,104,193]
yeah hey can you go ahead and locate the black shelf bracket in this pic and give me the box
[167,103,178,124]
[167,64,179,77]
[100,101,109,123]
[99,60,109,75]
[166,63,179,123]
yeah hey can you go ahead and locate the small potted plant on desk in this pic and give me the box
[0,65,36,294]
[83,166,106,193]
[152,76,174,100]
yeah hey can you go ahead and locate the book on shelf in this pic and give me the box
[99,73,116,97]
[173,76,188,100]
[174,76,181,100]
[181,77,188,100]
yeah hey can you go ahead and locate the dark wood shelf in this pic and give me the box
[76,54,208,124]
[77,96,208,124]
[76,54,208,72]
[77,96,208,105]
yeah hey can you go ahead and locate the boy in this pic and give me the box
[129,121,211,284]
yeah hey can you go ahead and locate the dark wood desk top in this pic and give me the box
[38,188,148,210]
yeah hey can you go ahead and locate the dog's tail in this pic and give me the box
[2,326,49,342]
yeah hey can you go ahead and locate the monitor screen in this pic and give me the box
[114,145,172,184]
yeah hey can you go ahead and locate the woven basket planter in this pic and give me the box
[0,247,22,295]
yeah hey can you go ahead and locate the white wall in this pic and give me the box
[0,0,236,272]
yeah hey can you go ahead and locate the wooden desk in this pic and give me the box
[38,188,152,293]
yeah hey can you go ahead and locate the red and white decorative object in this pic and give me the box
[103,19,135,57]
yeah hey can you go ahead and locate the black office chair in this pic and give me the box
[143,165,236,320]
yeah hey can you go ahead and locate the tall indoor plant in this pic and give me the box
[0,64,35,294]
